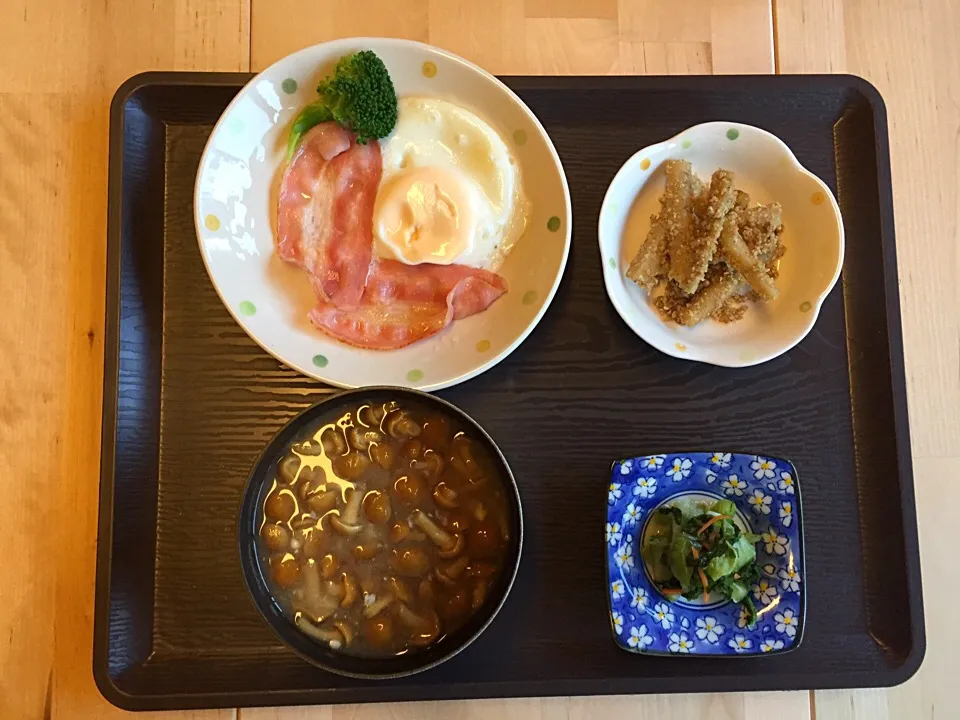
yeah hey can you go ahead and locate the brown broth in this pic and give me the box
[256,400,511,658]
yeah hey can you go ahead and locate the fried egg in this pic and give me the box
[374,97,528,272]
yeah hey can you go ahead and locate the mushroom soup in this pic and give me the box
[257,400,513,657]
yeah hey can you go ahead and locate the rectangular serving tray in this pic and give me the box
[96,73,923,710]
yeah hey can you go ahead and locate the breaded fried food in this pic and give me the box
[719,214,779,301]
[626,214,668,290]
[669,169,737,291]
[740,202,783,261]
[661,160,701,294]
[671,265,745,327]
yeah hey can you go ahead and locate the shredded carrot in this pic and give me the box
[698,567,710,602]
[696,514,732,536]
[660,587,683,594]
[690,545,700,560]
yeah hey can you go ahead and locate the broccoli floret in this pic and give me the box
[317,50,398,144]
[286,50,398,158]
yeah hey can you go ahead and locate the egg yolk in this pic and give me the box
[375,167,476,265]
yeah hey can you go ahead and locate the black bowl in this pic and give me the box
[238,387,523,679]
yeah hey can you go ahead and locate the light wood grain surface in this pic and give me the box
[0,1,954,718]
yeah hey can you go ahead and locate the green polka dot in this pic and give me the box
[799,301,812,312]
[682,139,692,149]
[238,301,256,316]
[547,216,561,232]
[281,78,298,94]
[726,128,740,141]
[522,290,538,306]
[312,354,329,368]
[513,129,528,146]
[407,369,424,382]
[608,257,616,269]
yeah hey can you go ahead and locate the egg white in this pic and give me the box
[374,97,528,271]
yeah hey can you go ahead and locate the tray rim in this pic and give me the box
[96,71,924,711]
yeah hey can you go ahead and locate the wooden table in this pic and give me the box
[1,1,954,718]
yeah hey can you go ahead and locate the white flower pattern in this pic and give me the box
[710,452,732,468]
[611,610,624,635]
[695,616,725,644]
[619,460,633,475]
[614,542,634,569]
[752,578,778,605]
[608,482,623,504]
[778,471,796,494]
[641,455,665,470]
[622,502,642,527]
[728,634,753,652]
[666,457,693,482]
[630,587,649,610]
[751,456,777,479]
[761,638,785,653]
[653,602,675,629]
[668,632,694,653]
[606,521,622,546]
[779,500,794,527]
[705,469,718,484]
[747,488,772,515]
[778,566,801,592]
[775,608,798,637]
[720,474,747,497]
[761,530,789,556]
[633,476,657,499]
[628,624,654,650]
[611,579,625,600]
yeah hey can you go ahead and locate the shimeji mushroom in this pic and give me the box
[363,592,395,618]
[362,490,392,524]
[370,442,396,469]
[432,482,459,510]
[434,555,470,586]
[348,425,384,452]
[278,454,302,484]
[412,449,445,479]
[390,547,431,577]
[306,489,338,515]
[395,603,441,647]
[295,465,327,499]
[320,553,339,579]
[295,614,344,648]
[333,452,370,480]
[340,572,358,607]
[411,510,464,559]
[385,410,421,440]
[321,427,348,456]
[261,523,291,552]
[298,561,339,622]
[386,576,412,603]
[330,487,364,536]
[332,619,356,646]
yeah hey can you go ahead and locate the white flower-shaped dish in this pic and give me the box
[599,122,844,367]
[195,38,571,391]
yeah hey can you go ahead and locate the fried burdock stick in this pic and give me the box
[719,214,779,301]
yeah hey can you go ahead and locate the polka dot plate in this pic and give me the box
[606,452,805,657]
[598,122,844,367]
[194,38,571,391]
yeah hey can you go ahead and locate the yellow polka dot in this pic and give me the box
[639,158,651,170]
[811,191,826,205]
[422,61,437,78]
[799,301,812,312]
[674,343,687,352]
[475,339,491,353]
[204,214,220,231]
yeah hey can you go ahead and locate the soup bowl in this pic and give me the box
[238,387,523,679]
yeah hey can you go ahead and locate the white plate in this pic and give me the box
[599,122,844,367]
[195,38,571,391]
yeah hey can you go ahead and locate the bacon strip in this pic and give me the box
[308,260,507,350]
[277,122,379,307]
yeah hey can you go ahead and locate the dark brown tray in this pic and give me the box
[96,73,923,710]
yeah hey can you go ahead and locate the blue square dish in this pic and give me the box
[606,452,805,657]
